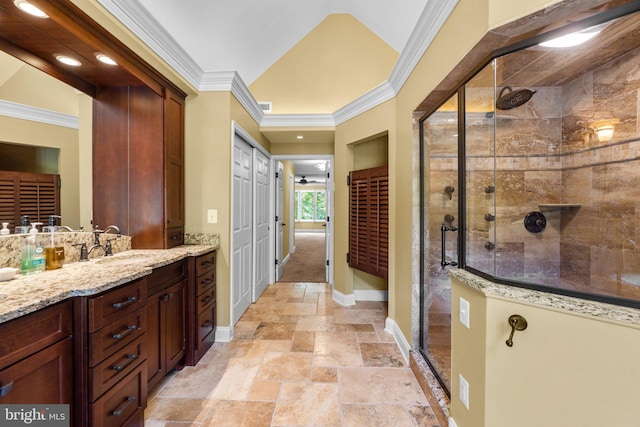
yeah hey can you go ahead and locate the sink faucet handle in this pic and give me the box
[105,237,117,256]
[73,243,89,261]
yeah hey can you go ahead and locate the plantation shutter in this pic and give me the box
[348,165,388,279]
[0,171,60,229]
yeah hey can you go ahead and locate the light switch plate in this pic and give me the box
[459,297,470,328]
[459,373,470,409]
[207,209,218,224]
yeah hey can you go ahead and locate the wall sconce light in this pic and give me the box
[590,119,619,142]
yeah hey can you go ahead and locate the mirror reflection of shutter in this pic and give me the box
[348,165,388,279]
[0,171,18,230]
[0,171,60,227]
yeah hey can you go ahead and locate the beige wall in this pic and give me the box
[282,160,295,258]
[451,276,640,426]
[250,14,398,114]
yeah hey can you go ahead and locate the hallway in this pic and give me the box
[144,282,440,426]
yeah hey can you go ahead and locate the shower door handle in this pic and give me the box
[441,224,458,267]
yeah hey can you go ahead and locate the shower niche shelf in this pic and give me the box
[538,204,581,209]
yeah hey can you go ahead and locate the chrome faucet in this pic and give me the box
[89,225,121,256]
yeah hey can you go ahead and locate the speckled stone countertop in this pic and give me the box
[451,269,640,327]
[0,245,217,324]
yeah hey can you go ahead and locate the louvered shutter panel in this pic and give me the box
[348,165,388,279]
[0,171,60,227]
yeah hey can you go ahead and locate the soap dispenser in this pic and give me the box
[0,222,9,236]
[21,223,46,275]
[15,215,30,234]
[44,215,65,270]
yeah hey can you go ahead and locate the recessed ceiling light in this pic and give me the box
[539,26,602,48]
[296,135,304,139]
[96,54,117,65]
[56,55,81,67]
[13,0,48,18]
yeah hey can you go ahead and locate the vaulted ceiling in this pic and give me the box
[113,0,430,86]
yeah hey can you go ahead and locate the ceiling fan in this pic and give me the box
[296,176,318,185]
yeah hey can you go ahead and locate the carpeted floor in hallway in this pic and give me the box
[279,232,326,283]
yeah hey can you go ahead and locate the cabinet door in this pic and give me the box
[165,279,186,370]
[165,89,184,233]
[145,293,163,389]
[0,337,73,405]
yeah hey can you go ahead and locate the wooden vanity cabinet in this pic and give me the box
[81,278,147,427]
[145,260,187,390]
[186,250,217,365]
[0,301,73,408]
[93,85,185,250]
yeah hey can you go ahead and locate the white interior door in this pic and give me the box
[254,150,270,300]
[324,161,332,282]
[232,135,253,324]
[275,162,285,280]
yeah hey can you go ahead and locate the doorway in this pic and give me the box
[272,155,334,285]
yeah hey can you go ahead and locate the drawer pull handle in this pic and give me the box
[112,325,137,340]
[162,293,171,302]
[112,396,136,416]
[112,296,137,309]
[0,382,13,397]
[201,320,212,328]
[201,278,213,285]
[200,261,214,268]
[201,296,213,304]
[112,354,137,371]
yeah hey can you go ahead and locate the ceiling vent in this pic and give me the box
[258,101,272,113]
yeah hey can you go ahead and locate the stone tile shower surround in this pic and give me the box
[460,43,640,302]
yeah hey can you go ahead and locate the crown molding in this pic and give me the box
[0,100,78,129]
[261,114,335,128]
[97,0,203,88]
[388,0,459,92]
[96,0,458,128]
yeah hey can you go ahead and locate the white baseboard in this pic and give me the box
[282,253,290,266]
[215,326,233,342]
[449,417,459,427]
[354,289,388,301]
[332,288,356,306]
[385,317,410,365]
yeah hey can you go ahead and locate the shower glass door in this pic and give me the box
[420,92,459,394]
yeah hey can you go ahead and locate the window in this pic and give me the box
[294,190,326,221]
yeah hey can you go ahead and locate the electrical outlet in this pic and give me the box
[459,373,470,409]
[459,297,470,328]
[207,209,218,224]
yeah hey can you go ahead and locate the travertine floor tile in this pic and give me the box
[339,367,429,406]
[146,282,438,426]
[272,382,340,427]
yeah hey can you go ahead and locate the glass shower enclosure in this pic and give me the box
[420,5,640,395]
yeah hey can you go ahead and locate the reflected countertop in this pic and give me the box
[451,269,640,327]
[0,245,216,324]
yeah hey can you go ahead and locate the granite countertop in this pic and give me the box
[451,269,640,327]
[0,245,216,324]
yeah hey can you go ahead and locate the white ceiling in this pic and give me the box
[131,0,429,85]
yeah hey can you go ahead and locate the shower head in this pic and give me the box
[496,86,536,110]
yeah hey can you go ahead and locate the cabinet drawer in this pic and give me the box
[88,279,146,333]
[90,336,146,401]
[196,270,216,295]
[147,259,187,295]
[90,363,147,427]
[197,287,216,313]
[0,337,73,405]
[195,251,216,277]
[197,301,216,344]
[0,300,72,369]
[89,310,146,367]
[167,227,184,248]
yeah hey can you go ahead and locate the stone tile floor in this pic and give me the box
[144,282,440,426]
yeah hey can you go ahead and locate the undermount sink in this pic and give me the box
[95,254,154,266]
